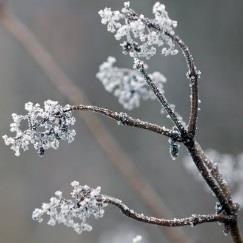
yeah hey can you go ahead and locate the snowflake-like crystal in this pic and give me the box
[96,57,166,110]
[32,181,107,234]
[99,2,178,60]
[2,100,76,156]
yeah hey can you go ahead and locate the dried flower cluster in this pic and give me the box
[96,56,166,110]
[32,181,107,234]
[99,1,178,59]
[183,150,243,205]
[2,100,76,156]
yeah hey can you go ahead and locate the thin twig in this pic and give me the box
[138,64,187,136]
[69,105,181,140]
[0,7,190,243]
[166,32,199,138]
[104,195,233,227]
[128,13,199,137]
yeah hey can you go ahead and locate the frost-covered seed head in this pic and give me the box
[32,182,107,234]
[99,2,178,60]
[96,57,166,110]
[2,100,76,156]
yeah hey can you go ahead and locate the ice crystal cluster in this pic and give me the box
[32,181,107,234]
[97,57,166,110]
[183,150,243,205]
[99,2,178,60]
[2,100,76,156]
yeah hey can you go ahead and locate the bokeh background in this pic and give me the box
[0,0,242,242]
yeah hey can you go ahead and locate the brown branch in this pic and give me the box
[195,142,233,204]
[0,6,190,243]
[138,16,199,138]
[186,140,232,214]
[166,32,199,138]
[137,64,187,137]
[186,141,242,243]
[68,105,181,140]
[104,195,233,227]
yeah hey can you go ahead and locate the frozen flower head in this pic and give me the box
[2,100,76,156]
[32,182,107,234]
[96,57,166,110]
[99,2,178,59]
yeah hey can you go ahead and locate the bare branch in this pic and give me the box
[166,32,199,138]
[140,17,199,138]
[104,195,232,227]
[69,105,180,140]
[186,140,234,216]
[195,142,233,203]
[137,64,187,137]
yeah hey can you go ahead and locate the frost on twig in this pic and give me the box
[2,100,76,156]
[32,182,231,235]
[96,56,166,110]
[32,181,107,234]
[99,2,178,59]
[183,150,243,206]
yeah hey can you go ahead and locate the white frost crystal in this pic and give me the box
[2,100,76,156]
[96,57,166,110]
[133,235,143,243]
[183,150,243,206]
[32,182,107,234]
[99,2,178,59]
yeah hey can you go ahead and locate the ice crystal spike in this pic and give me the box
[32,182,107,234]
[2,100,76,156]
[99,2,178,60]
[96,57,166,110]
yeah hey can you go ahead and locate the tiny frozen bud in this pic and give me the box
[71,180,80,187]
[124,1,130,8]
[32,183,107,234]
[54,191,62,198]
[24,102,34,111]
[133,58,144,70]
[32,208,44,223]
[3,100,76,156]
[168,138,180,160]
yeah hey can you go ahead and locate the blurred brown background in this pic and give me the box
[0,0,242,242]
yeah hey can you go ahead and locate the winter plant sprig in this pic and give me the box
[3,2,242,243]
